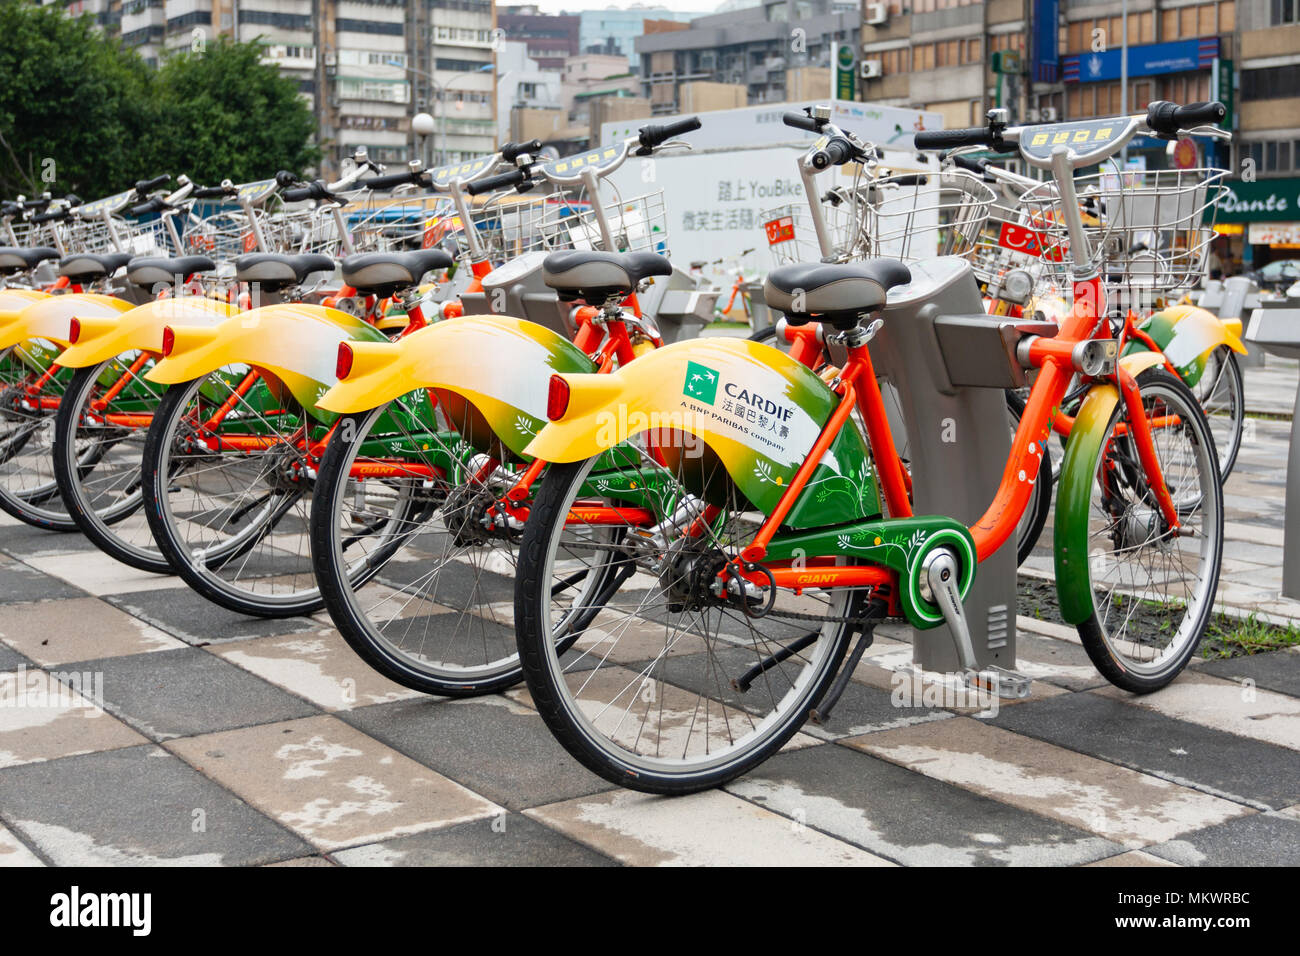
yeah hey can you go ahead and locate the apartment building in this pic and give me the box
[636,0,861,115]
[497,5,579,71]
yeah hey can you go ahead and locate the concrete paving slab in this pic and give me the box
[211,629,424,711]
[527,788,894,866]
[78,647,319,740]
[167,714,502,851]
[846,717,1253,848]
[333,813,617,867]
[0,595,182,665]
[0,744,312,865]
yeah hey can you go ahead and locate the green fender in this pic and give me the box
[1053,382,1121,625]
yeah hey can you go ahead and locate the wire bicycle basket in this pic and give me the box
[1016,164,1227,299]
[851,169,995,263]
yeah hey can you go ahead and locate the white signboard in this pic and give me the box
[1248,222,1300,246]
[603,143,935,270]
[599,99,944,153]
[605,145,808,269]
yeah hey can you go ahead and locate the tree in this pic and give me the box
[148,37,320,186]
[0,0,155,199]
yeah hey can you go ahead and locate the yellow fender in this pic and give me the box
[145,302,391,413]
[1156,303,1247,365]
[0,288,50,326]
[0,294,131,351]
[1118,349,1165,378]
[318,315,596,459]
[56,296,239,369]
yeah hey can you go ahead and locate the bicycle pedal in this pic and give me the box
[964,666,1031,700]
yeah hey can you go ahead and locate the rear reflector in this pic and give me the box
[546,374,570,421]
[68,318,81,344]
[161,326,175,356]
[335,342,354,380]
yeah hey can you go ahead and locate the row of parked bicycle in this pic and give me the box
[0,101,1245,793]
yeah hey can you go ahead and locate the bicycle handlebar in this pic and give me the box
[465,168,528,196]
[914,127,994,151]
[501,139,542,162]
[31,208,68,224]
[129,196,168,217]
[133,174,170,196]
[638,116,701,151]
[783,111,824,134]
[811,136,856,170]
[274,170,299,188]
[360,168,427,191]
[282,180,332,203]
[193,184,234,199]
[1146,100,1226,137]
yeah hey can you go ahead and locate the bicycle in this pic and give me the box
[307,117,701,695]
[511,100,1228,794]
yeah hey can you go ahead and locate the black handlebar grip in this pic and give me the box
[946,152,988,174]
[193,185,232,199]
[0,202,20,217]
[281,186,315,203]
[274,170,299,188]
[889,174,930,187]
[1146,100,1226,136]
[811,137,854,170]
[134,174,170,196]
[31,209,67,223]
[914,127,990,151]
[63,193,82,207]
[501,139,542,162]
[465,168,528,196]
[129,197,168,217]
[638,116,702,150]
[23,198,50,211]
[782,111,823,133]
[360,170,424,191]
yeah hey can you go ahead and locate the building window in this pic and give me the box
[1272,0,1300,25]
[1242,65,1300,101]
[1239,140,1299,175]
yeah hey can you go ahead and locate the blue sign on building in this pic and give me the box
[1031,0,1060,84]
[1063,37,1219,84]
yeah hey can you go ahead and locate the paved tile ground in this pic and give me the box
[0,361,1297,866]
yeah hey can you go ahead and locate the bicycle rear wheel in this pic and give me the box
[54,357,171,572]
[311,393,537,696]
[515,445,857,795]
[141,370,323,617]
[0,342,79,531]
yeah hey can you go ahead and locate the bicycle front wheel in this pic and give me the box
[515,448,856,795]
[1067,369,1223,693]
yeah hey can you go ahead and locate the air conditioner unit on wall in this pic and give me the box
[860,59,883,79]
[1039,106,1058,122]
[865,3,889,26]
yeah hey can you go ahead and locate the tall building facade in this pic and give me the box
[637,0,861,115]
[497,4,579,71]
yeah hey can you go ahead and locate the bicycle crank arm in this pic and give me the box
[921,547,1031,700]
